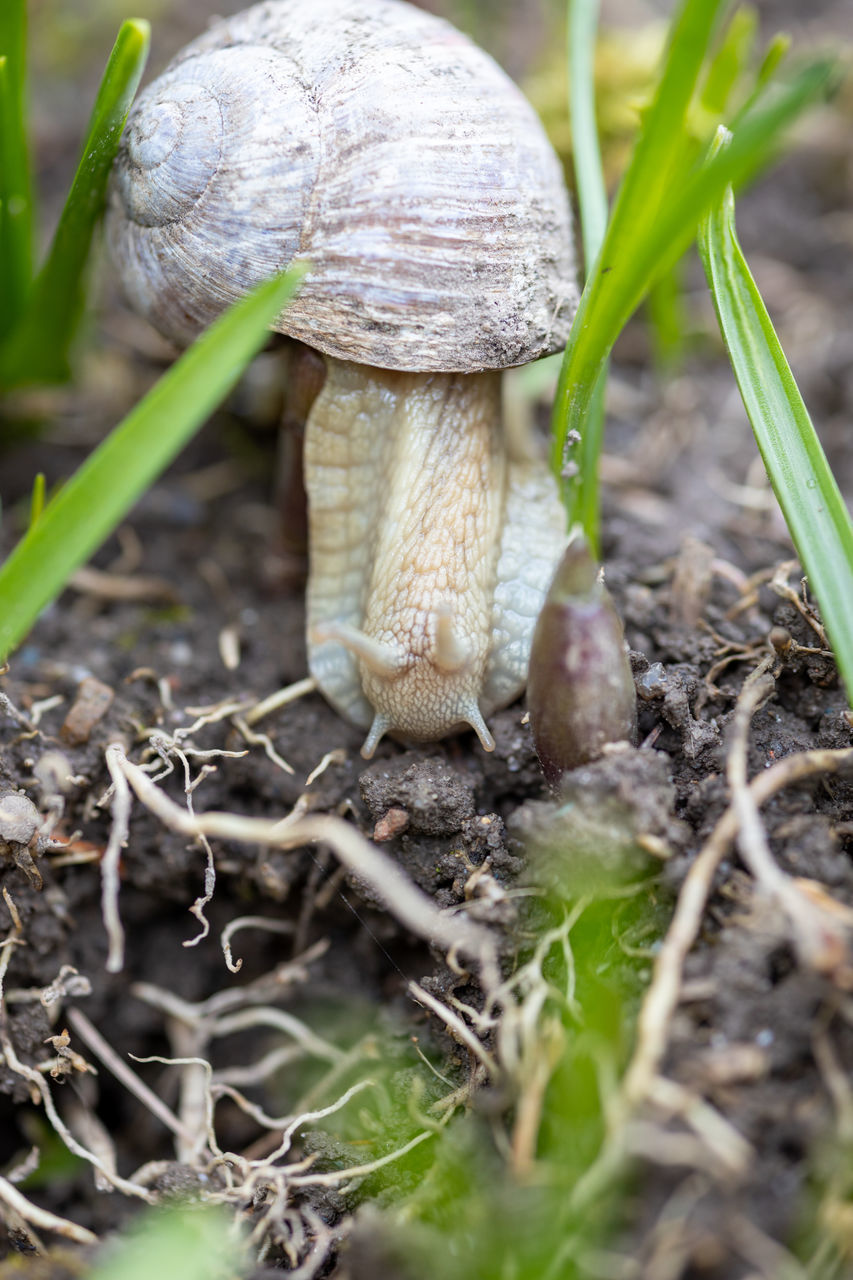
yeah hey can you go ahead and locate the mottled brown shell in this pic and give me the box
[107,0,578,372]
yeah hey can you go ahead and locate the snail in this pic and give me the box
[107,0,579,758]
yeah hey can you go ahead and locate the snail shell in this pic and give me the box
[107,0,578,370]
[107,0,579,755]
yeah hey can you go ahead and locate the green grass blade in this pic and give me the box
[568,0,607,271]
[646,257,687,370]
[567,0,608,552]
[0,264,306,661]
[552,0,727,502]
[551,53,833,496]
[699,5,757,117]
[622,57,831,307]
[0,0,33,338]
[562,2,771,543]
[28,472,45,529]
[0,19,150,389]
[756,33,791,88]
[699,175,853,703]
[600,0,725,263]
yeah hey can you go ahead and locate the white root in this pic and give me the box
[66,1008,193,1147]
[102,745,131,972]
[0,898,155,1205]
[0,1176,98,1247]
[103,742,499,987]
[220,914,294,973]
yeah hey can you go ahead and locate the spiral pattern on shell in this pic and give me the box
[114,81,222,228]
[107,0,578,372]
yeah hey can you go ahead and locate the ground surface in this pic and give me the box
[1,2,853,1277]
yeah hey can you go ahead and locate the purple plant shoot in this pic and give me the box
[527,537,637,788]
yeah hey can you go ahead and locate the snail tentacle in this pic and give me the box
[310,622,406,680]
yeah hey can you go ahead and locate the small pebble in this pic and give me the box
[0,793,40,846]
[373,807,410,841]
[637,662,668,700]
[60,676,115,746]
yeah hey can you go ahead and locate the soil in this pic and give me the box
[1,2,853,1278]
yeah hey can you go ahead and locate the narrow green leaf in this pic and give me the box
[28,472,45,529]
[646,257,687,371]
[728,32,792,130]
[552,0,727,501]
[568,0,607,547]
[699,176,853,703]
[566,0,608,552]
[757,33,791,88]
[601,0,726,262]
[630,58,831,300]
[0,19,150,389]
[700,5,757,117]
[0,0,33,337]
[551,54,833,492]
[568,0,607,271]
[0,264,307,662]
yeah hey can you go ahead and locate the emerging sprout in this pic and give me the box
[527,537,637,789]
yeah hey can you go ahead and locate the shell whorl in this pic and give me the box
[108,0,579,371]
[109,42,316,334]
[115,81,222,227]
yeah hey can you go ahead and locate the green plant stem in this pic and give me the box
[0,19,150,389]
[699,174,853,704]
[0,265,306,661]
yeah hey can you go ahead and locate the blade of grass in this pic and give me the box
[28,472,45,529]
[552,0,727,504]
[569,0,607,271]
[566,0,765,541]
[698,163,853,703]
[0,0,32,338]
[699,5,757,117]
[0,263,307,661]
[551,53,833,499]
[618,57,831,313]
[0,19,150,389]
[756,34,791,88]
[730,32,792,127]
[566,0,609,551]
[646,257,687,371]
[594,0,725,276]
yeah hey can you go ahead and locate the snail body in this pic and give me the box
[305,361,567,753]
[108,0,579,756]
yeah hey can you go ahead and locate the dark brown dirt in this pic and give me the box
[1,2,853,1277]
